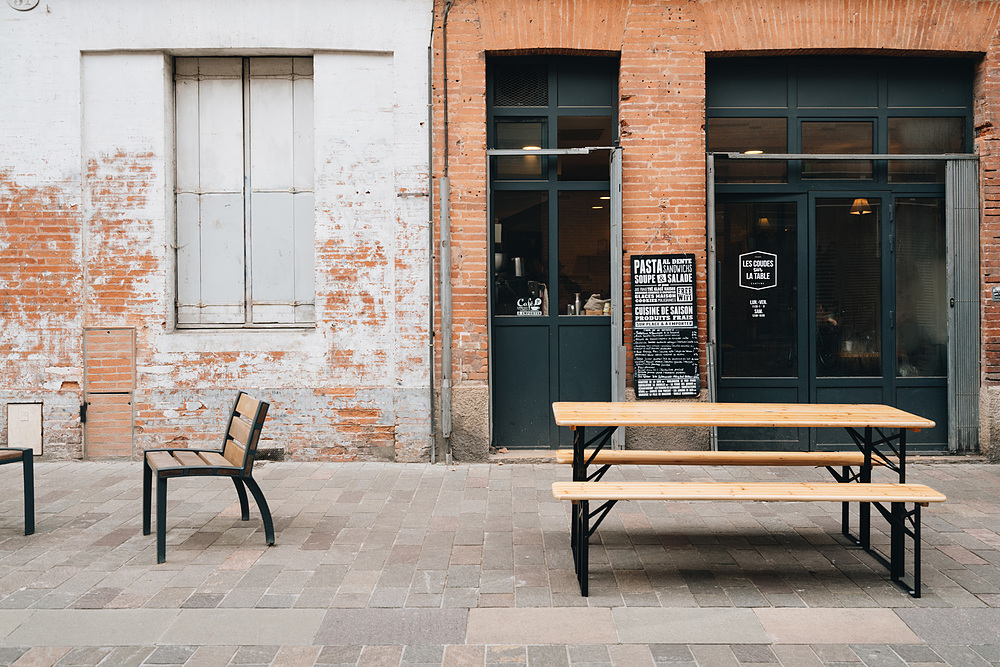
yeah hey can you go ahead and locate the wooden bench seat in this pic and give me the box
[555,479,946,598]
[555,449,888,467]
[552,481,944,503]
[142,392,274,563]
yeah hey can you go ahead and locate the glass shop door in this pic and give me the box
[489,149,619,449]
[717,193,949,450]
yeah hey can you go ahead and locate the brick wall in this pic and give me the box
[432,0,1000,457]
[1,2,433,461]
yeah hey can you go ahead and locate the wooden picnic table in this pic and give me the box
[551,401,941,597]
[553,401,934,482]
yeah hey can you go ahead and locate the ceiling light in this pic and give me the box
[850,198,872,215]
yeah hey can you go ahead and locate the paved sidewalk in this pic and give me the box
[1,458,999,665]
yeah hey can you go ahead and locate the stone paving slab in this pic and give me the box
[756,608,922,644]
[613,607,770,644]
[0,613,24,645]
[2,609,177,646]
[466,608,616,644]
[895,608,1000,645]
[160,608,326,646]
[314,608,467,645]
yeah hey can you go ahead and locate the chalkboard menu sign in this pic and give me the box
[631,253,699,398]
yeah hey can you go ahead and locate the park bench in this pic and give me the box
[142,392,274,563]
[0,447,33,535]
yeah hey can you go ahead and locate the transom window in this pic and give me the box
[706,57,973,186]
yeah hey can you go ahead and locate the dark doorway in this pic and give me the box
[708,56,971,451]
[488,56,619,448]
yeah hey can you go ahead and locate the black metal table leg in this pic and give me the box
[860,426,872,550]
[570,425,583,586]
[573,425,586,482]
[913,503,922,598]
[578,499,589,596]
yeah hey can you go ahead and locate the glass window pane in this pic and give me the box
[889,117,965,183]
[707,118,787,183]
[494,191,549,316]
[718,201,798,377]
[896,198,947,377]
[558,116,613,181]
[802,121,873,180]
[815,198,881,377]
[558,191,610,315]
[494,120,545,179]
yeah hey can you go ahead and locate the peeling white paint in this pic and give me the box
[138,366,175,375]
[2,0,433,461]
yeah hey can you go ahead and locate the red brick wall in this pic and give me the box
[0,171,84,459]
[432,0,1000,453]
[0,172,81,385]
[978,39,1000,386]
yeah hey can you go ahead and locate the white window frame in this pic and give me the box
[175,56,315,328]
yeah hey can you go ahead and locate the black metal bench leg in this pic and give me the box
[21,452,34,536]
[232,478,250,521]
[142,457,151,536]
[570,500,579,559]
[890,501,905,583]
[840,466,850,539]
[156,476,167,564]
[242,477,275,546]
[577,499,589,596]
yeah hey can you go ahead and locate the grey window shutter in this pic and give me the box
[175,57,245,324]
[248,57,315,324]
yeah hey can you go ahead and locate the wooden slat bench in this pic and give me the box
[555,449,888,468]
[0,447,33,535]
[553,481,945,503]
[142,392,274,563]
[556,448,891,548]
[554,480,946,598]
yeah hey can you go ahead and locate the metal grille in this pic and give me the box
[493,64,547,107]
[946,158,980,452]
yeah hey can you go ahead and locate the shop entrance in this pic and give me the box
[487,56,621,449]
[715,193,948,450]
[706,55,975,452]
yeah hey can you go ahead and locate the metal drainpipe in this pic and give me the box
[440,0,454,464]
[440,177,452,464]
[426,40,436,465]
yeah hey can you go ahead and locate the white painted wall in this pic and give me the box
[0,0,433,460]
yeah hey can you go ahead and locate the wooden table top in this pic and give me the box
[551,402,935,431]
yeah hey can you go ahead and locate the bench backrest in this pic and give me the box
[221,392,270,475]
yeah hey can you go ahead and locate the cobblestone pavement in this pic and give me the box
[1,458,1000,665]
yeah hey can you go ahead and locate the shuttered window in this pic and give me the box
[175,57,314,326]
